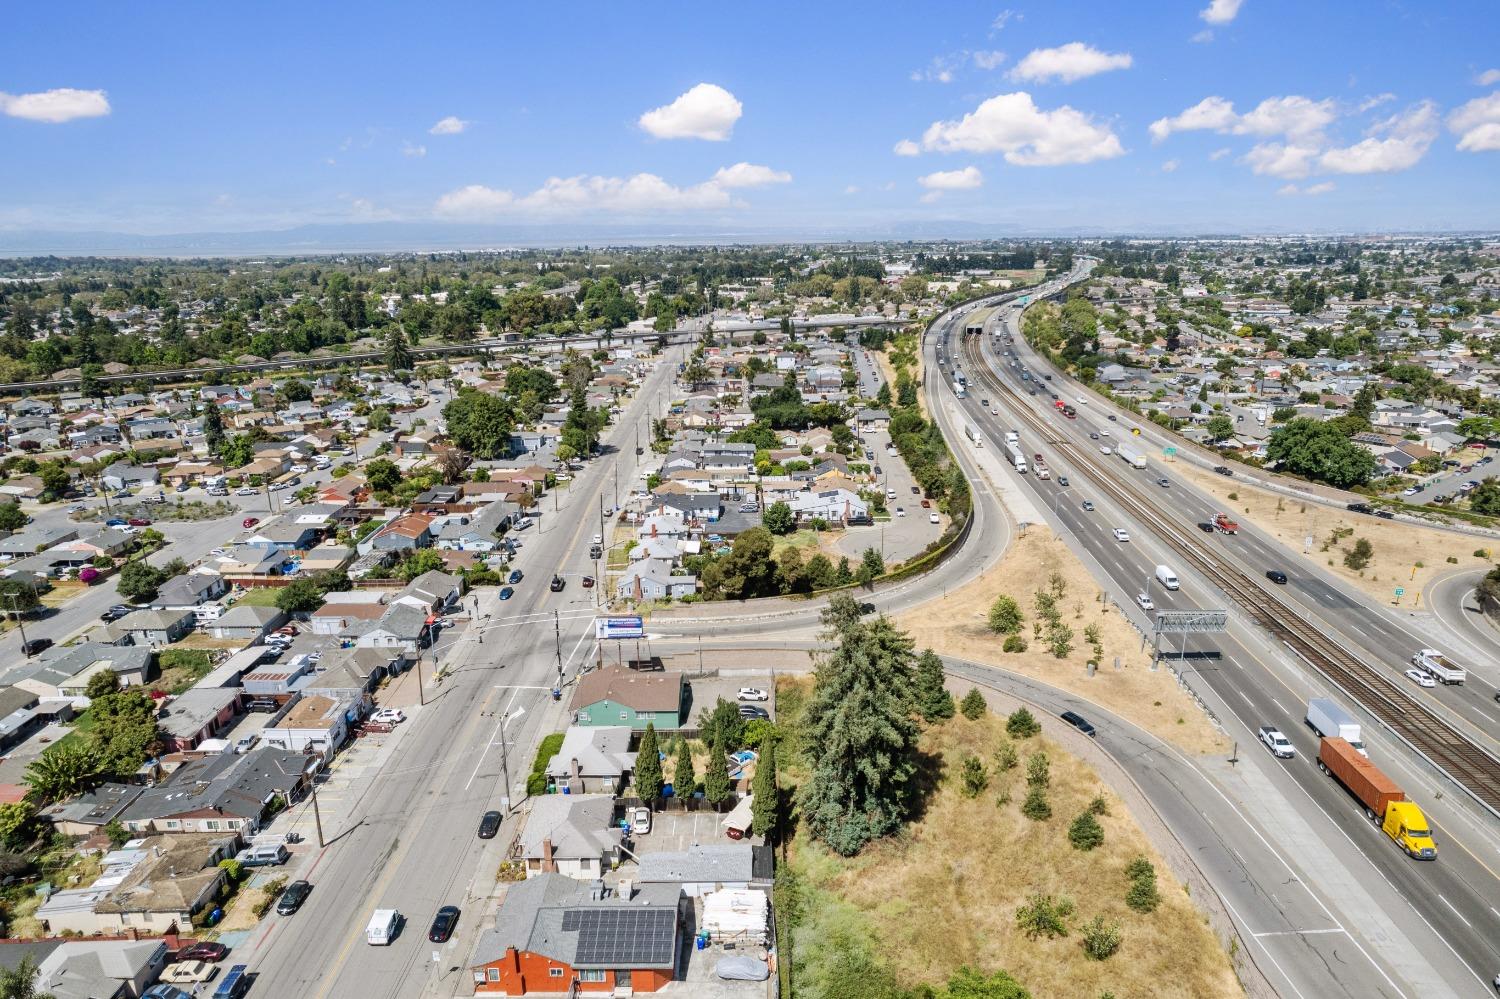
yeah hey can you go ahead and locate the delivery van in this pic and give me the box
[1154,565,1179,590]
[367,908,402,945]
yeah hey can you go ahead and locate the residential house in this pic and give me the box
[32,939,170,999]
[614,558,698,602]
[469,874,684,995]
[118,746,311,835]
[353,602,431,654]
[152,570,229,610]
[570,666,686,730]
[310,591,389,635]
[10,643,152,699]
[518,795,623,880]
[157,687,242,752]
[433,503,514,551]
[38,784,143,837]
[107,608,195,648]
[544,726,637,795]
[243,521,324,552]
[259,693,353,755]
[100,462,159,491]
[396,569,463,613]
[42,835,236,937]
[635,842,773,897]
[209,603,287,642]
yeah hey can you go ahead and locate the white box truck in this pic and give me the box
[1411,649,1466,684]
[1154,565,1179,590]
[366,909,401,945]
[1306,698,1366,756]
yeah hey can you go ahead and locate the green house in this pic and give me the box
[570,665,686,730]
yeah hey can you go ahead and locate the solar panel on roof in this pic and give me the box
[563,907,676,966]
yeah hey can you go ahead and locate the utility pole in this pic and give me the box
[498,712,513,813]
[553,610,564,689]
[415,645,427,706]
[309,771,326,847]
[6,592,30,655]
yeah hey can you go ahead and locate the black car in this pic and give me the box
[276,879,312,915]
[100,605,132,623]
[1266,570,1288,584]
[739,705,770,720]
[857,602,876,614]
[549,576,565,592]
[21,637,52,657]
[1197,522,1215,533]
[1213,465,1234,476]
[1346,502,1373,514]
[429,905,461,942]
[1374,509,1395,519]
[478,810,502,839]
[1060,710,1096,737]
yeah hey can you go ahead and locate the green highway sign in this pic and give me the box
[1394,587,1405,597]
[1164,447,1177,455]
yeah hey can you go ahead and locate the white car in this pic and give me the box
[592,534,603,545]
[371,708,406,724]
[737,687,769,702]
[290,464,309,474]
[1100,429,1110,437]
[1112,528,1130,542]
[1402,486,1420,496]
[1258,726,1296,759]
[1100,446,1113,456]
[236,487,258,496]
[991,407,999,415]
[928,512,940,524]
[1135,592,1154,610]
[209,548,227,557]
[1404,667,1436,688]
[895,507,905,517]
[161,961,219,984]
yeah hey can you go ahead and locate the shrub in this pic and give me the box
[1006,707,1041,739]
[1125,856,1154,881]
[1081,915,1122,960]
[526,732,565,796]
[1343,537,1373,570]
[217,858,246,885]
[1087,795,1109,816]
[1015,893,1073,939]
[1002,634,1028,653]
[993,738,1018,772]
[960,688,987,720]
[1068,811,1105,851]
[1021,786,1051,821]
[959,756,989,798]
[987,595,1024,634]
[1025,751,1050,789]
[1126,876,1161,914]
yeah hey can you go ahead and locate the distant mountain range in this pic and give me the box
[0,220,1484,258]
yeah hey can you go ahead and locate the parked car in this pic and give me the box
[105,517,127,527]
[428,905,461,942]
[928,512,940,524]
[101,605,132,623]
[920,499,932,508]
[276,880,313,915]
[144,986,193,999]
[581,576,595,588]
[739,705,770,720]
[242,517,259,529]
[478,810,502,839]
[22,638,52,657]
[235,487,257,496]
[161,961,220,984]
[1258,726,1296,758]
[737,687,769,702]
[371,708,405,725]
[178,942,229,963]
[499,586,514,600]
[1060,710,1096,737]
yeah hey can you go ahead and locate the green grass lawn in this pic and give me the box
[771,530,822,557]
[232,587,283,607]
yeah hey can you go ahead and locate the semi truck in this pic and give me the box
[953,379,966,398]
[1306,698,1366,756]
[964,424,983,448]
[1317,737,1437,860]
[1006,443,1029,475]
[1411,648,1466,684]
[1117,448,1147,470]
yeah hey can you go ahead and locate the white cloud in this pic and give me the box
[401,142,427,158]
[435,163,791,218]
[1243,142,1321,179]
[991,9,1019,32]
[710,162,792,188]
[1149,96,1238,142]
[1199,0,1244,25]
[973,50,1007,70]
[918,92,1125,165]
[1449,91,1500,152]
[1357,93,1396,113]
[1150,94,1334,144]
[0,87,110,123]
[1010,43,1133,84]
[1319,102,1437,174]
[429,116,469,135]
[1278,181,1335,196]
[638,83,742,141]
[1191,29,1215,43]
[893,138,921,157]
[1161,159,1179,173]
[844,185,860,194]
[1476,69,1500,86]
[918,166,984,191]
[1209,146,1231,160]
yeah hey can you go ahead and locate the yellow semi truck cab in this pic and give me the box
[1383,801,1437,860]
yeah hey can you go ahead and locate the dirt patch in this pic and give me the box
[897,527,1228,756]
[791,710,1241,998]
[1171,459,1497,603]
[874,349,926,419]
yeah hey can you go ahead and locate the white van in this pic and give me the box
[1154,565,1179,590]
[366,909,401,946]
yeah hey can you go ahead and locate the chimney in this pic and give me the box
[570,758,581,780]
[541,837,556,873]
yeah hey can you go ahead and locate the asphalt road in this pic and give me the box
[237,347,685,998]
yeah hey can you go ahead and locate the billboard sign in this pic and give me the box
[595,616,645,640]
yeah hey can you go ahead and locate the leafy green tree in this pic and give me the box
[90,688,159,777]
[797,609,920,855]
[750,740,778,838]
[84,670,120,700]
[703,736,732,808]
[25,742,106,804]
[275,577,325,613]
[0,579,40,617]
[115,560,164,603]
[857,546,884,586]
[1469,477,1500,516]
[398,548,446,581]
[987,595,1023,635]
[1006,707,1041,739]
[383,323,413,373]
[1266,418,1379,488]
[38,461,71,498]
[443,390,516,459]
[709,527,778,600]
[0,802,39,850]
[1068,810,1105,850]
[762,501,795,535]
[0,955,53,999]
[364,458,402,493]
[960,688,987,720]
[1205,414,1234,441]
[941,966,1032,999]
[635,723,663,802]
[0,503,29,532]
[672,736,695,796]
[201,400,227,457]
[699,698,746,753]
[913,649,955,722]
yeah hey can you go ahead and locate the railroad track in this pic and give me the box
[955,329,1500,816]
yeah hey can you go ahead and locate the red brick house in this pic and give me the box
[470,874,683,995]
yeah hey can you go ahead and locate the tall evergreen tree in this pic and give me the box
[750,740,778,838]
[202,400,226,458]
[913,648,955,722]
[384,323,413,373]
[672,736,695,797]
[703,736,732,808]
[797,604,921,856]
[634,723,663,803]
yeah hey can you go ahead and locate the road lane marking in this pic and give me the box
[465,689,520,790]
[1438,894,1472,928]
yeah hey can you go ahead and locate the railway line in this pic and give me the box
[956,328,1500,817]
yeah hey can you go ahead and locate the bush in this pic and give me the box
[1068,810,1105,851]
[1006,707,1041,739]
[1125,856,1154,881]
[1025,751,1050,789]
[1081,916,1122,960]
[987,595,1024,634]
[1021,786,1051,821]
[959,756,989,798]
[1126,876,1161,914]
[1002,634,1028,653]
[993,738,1018,772]
[526,732,565,796]
[217,858,246,885]
[1343,537,1373,570]
[960,688,987,720]
[1015,893,1073,939]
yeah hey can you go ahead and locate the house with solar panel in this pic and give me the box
[470,873,686,994]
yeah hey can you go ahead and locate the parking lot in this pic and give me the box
[836,426,947,564]
[685,676,774,727]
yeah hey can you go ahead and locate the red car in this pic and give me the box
[920,499,931,508]
[127,517,151,527]
[177,941,229,963]
[242,517,259,529]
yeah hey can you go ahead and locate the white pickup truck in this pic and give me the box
[1411,649,1466,684]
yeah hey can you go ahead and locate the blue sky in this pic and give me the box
[2,0,1498,236]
